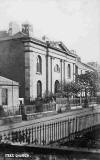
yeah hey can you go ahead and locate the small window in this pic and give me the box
[2,88,8,105]
[54,64,60,72]
[36,55,42,73]
[68,64,71,78]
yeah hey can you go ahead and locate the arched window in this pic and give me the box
[37,55,42,73]
[55,80,60,93]
[37,80,42,98]
[68,64,71,78]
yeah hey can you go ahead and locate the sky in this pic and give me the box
[0,0,100,63]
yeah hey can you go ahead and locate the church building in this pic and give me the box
[0,22,94,103]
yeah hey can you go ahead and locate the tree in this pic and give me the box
[76,71,98,107]
[77,71,98,97]
[62,81,82,98]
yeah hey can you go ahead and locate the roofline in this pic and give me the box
[78,61,96,71]
[23,37,76,59]
[0,33,80,60]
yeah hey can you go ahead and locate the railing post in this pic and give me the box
[47,124,49,144]
[65,120,67,137]
[58,121,59,140]
[34,126,37,144]
[45,124,46,144]
[68,118,70,138]
[22,130,24,143]
[56,122,57,141]
[32,127,33,144]
[37,126,39,144]
[76,117,77,133]
[28,128,31,144]
[42,124,45,145]
[25,128,28,143]
[60,121,62,139]
[52,122,53,142]
[40,125,41,145]
[62,121,64,138]
[54,122,55,142]
[49,123,51,143]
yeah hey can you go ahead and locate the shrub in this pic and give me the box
[0,105,6,117]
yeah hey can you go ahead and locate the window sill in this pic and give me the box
[54,71,60,73]
[36,72,42,75]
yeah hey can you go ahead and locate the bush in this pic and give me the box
[0,106,6,117]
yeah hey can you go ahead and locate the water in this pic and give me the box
[0,128,100,160]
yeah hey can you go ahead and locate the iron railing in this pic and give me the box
[0,112,100,145]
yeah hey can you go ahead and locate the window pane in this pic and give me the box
[68,64,71,78]
[37,81,42,97]
[2,88,8,105]
[37,56,42,73]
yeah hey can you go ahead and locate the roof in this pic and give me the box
[0,76,19,86]
[78,61,96,71]
[0,30,77,58]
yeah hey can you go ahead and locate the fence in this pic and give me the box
[56,96,100,111]
[0,112,100,145]
[24,102,56,115]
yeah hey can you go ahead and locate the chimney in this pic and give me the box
[22,23,33,36]
[8,22,20,36]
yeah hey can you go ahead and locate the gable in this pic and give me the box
[12,31,27,39]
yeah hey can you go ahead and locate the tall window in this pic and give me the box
[68,64,71,78]
[55,80,60,93]
[37,80,42,97]
[75,65,78,75]
[2,88,8,105]
[37,55,42,73]
[75,65,78,82]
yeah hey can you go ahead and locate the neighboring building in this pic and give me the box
[76,57,95,75]
[87,62,100,95]
[0,76,19,114]
[0,22,94,103]
[87,62,100,72]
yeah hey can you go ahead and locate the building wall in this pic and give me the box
[24,40,77,100]
[0,85,19,113]
[24,41,47,100]
[77,61,94,75]
[0,39,25,98]
[0,76,19,114]
[48,48,75,94]
[0,35,94,102]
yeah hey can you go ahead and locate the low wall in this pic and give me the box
[0,106,100,145]
[0,115,22,125]
[24,102,56,114]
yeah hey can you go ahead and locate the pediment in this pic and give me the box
[12,31,27,38]
[49,41,70,53]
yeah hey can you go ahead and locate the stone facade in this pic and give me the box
[0,23,95,103]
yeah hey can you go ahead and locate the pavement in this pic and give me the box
[0,105,100,134]
[0,105,100,132]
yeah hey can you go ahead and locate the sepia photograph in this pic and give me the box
[0,0,100,159]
